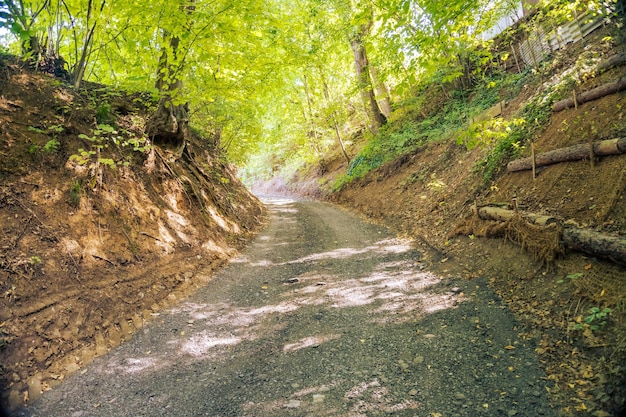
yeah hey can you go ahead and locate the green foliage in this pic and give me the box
[69,180,82,207]
[27,126,45,134]
[71,124,150,168]
[573,307,612,332]
[29,255,41,265]
[2,0,615,187]
[96,103,113,125]
[28,124,64,154]
[474,94,554,183]
[43,139,60,153]
[458,118,526,151]
[332,68,528,190]
[557,272,584,284]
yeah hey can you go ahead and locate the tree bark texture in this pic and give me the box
[507,138,626,172]
[474,206,560,226]
[319,68,350,164]
[595,52,626,74]
[147,35,189,147]
[369,65,392,118]
[350,29,387,130]
[562,227,626,265]
[553,77,626,112]
[147,1,196,148]
[476,206,626,265]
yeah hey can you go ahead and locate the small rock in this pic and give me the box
[27,374,43,402]
[454,393,466,400]
[312,394,326,403]
[285,399,301,408]
[508,410,518,416]
[286,278,299,283]
[408,389,418,396]
[413,356,424,364]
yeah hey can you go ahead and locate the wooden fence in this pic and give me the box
[518,11,606,67]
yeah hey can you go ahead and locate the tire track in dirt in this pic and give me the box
[14,198,558,417]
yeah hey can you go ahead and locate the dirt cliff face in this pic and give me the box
[0,56,266,411]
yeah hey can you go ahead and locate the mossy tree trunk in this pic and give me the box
[146,1,196,149]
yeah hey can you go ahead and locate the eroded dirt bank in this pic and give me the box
[0,57,266,413]
[16,199,558,417]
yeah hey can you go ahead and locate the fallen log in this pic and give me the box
[562,226,626,265]
[595,52,626,74]
[476,206,626,265]
[553,77,626,112]
[474,206,560,226]
[507,138,626,172]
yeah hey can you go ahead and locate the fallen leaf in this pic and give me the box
[574,402,587,411]
[504,345,515,350]
[583,264,592,270]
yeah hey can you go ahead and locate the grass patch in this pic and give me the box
[331,70,530,191]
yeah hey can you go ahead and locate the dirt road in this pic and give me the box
[14,198,558,417]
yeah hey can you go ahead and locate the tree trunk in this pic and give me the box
[147,35,189,148]
[302,73,323,158]
[146,1,196,149]
[350,27,387,131]
[368,65,392,118]
[553,77,626,112]
[562,226,626,265]
[507,138,626,172]
[319,68,350,164]
[71,0,106,88]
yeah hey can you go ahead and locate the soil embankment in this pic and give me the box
[0,57,266,412]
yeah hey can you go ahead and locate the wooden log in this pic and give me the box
[562,226,626,265]
[553,77,626,112]
[507,138,626,172]
[595,52,626,74]
[475,206,626,264]
[474,206,560,226]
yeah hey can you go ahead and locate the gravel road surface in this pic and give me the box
[14,198,558,417]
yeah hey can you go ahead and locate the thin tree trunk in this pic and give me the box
[319,68,350,164]
[72,0,106,88]
[302,73,322,158]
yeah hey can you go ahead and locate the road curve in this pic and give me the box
[15,198,557,417]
